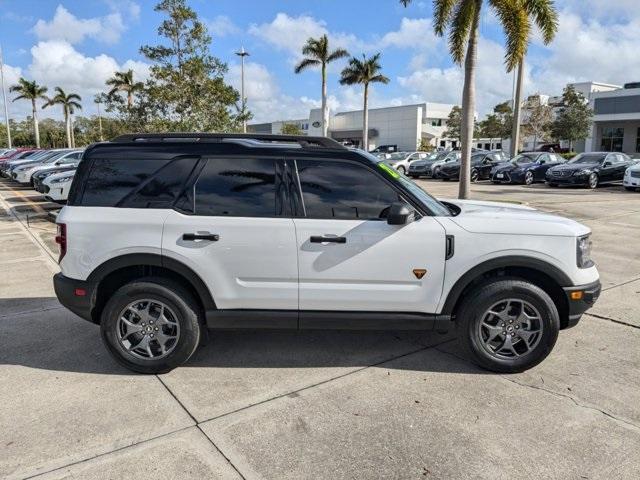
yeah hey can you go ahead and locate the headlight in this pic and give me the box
[573,169,591,176]
[577,234,594,268]
[50,175,74,184]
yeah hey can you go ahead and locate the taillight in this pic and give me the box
[55,223,67,263]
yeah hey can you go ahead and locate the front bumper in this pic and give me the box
[53,273,97,323]
[546,174,588,185]
[623,176,640,188]
[562,279,601,328]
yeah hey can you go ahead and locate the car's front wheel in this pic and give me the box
[471,169,479,182]
[397,165,406,174]
[100,277,202,374]
[456,279,559,373]
[588,173,599,189]
[625,186,637,191]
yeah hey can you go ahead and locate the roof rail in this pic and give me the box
[110,133,347,150]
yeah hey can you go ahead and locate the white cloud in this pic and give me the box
[32,4,127,45]
[379,18,435,49]
[207,15,240,37]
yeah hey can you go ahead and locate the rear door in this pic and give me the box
[162,157,298,310]
[291,158,446,313]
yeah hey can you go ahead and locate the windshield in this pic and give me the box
[567,153,606,165]
[512,153,539,165]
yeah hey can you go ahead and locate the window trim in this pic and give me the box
[291,156,426,221]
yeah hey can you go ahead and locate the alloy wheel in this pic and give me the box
[397,166,406,174]
[471,169,479,182]
[525,171,534,185]
[477,299,543,360]
[589,173,598,189]
[116,299,180,360]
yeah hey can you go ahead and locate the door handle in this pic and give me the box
[310,235,346,244]
[182,233,219,241]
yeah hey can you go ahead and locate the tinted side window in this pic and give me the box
[296,159,401,220]
[193,158,276,217]
[82,159,171,207]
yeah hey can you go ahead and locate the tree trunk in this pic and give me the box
[362,82,369,151]
[70,115,75,148]
[533,133,537,151]
[32,99,40,148]
[64,107,71,148]
[321,62,328,137]
[510,61,525,157]
[459,3,481,200]
[128,91,133,109]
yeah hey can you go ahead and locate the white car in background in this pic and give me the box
[624,162,640,191]
[13,150,83,185]
[386,151,431,174]
[43,170,75,203]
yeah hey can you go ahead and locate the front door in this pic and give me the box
[162,157,298,310]
[292,158,446,313]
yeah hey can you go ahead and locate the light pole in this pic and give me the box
[0,45,12,148]
[235,47,249,133]
[94,95,104,141]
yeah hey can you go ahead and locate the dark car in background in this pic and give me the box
[545,152,633,189]
[438,151,504,182]
[407,151,445,178]
[492,152,565,185]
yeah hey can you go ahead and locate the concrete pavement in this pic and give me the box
[1,176,639,479]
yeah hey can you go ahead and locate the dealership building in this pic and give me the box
[249,102,456,151]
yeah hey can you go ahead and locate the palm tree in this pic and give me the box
[401,0,558,199]
[339,53,389,151]
[106,69,143,108]
[294,34,349,137]
[42,87,82,148]
[9,78,48,148]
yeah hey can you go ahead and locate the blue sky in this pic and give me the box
[1,0,639,122]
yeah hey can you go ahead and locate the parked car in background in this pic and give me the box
[623,162,640,191]
[42,170,76,203]
[430,151,462,179]
[545,152,633,189]
[370,144,398,154]
[1,150,59,176]
[7,149,72,180]
[492,152,565,185]
[386,151,431,174]
[439,151,504,182]
[0,148,40,163]
[407,151,446,178]
[33,162,79,192]
[14,149,83,185]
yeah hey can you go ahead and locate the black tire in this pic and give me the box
[100,277,202,374]
[587,173,599,189]
[624,186,636,192]
[456,279,560,373]
[409,174,419,179]
[491,180,501,184]
[470,169,479,183]
[397,166,406,174]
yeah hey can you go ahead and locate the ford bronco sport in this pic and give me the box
[53,133,601,374]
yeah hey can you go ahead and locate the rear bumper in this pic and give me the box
[562,279,601,328]
[53,273,97,323]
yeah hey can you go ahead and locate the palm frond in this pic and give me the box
[490,0,530,71]
[294,57,321,74]
[449,0,478,64]
[326,47,350,63]
[523,0,558,44]
[370,74,390,84]
[434,0,458,37]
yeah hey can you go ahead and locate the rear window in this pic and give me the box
[79,157,198,208]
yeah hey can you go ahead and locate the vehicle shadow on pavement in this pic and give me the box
[0,297,488,376]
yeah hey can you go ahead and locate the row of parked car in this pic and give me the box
[0,147,83,203]
[380,149,640,190]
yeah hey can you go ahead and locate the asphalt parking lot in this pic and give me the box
[1,176,639,479]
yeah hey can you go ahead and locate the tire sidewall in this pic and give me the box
[100,280,201,373]
[588,173,598,189]
[524,171,534,185]
[459,280,560,372]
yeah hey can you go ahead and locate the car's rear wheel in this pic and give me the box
[100,277,202,374]
[588,173,599,189]
[397,165,406,174]
[456,279,559,373]
[524,171,534,185]
[470,169,479,183]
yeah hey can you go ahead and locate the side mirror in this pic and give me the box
[387,202,416,225]
[603,161,612,167]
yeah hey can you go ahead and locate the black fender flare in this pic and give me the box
[441,255,573,315]
[87,253,216,311]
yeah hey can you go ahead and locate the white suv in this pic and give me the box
[54,134,601,374]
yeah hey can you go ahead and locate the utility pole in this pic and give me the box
[95,95,104,141]
[235,47,250,133]
[0,45,12,148]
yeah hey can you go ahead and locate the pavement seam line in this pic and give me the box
[21,425,195,480]
[585,312,640,330]
[153,374,247,480]
[200,337,457,425]
[0,305,63,320]
[602,275,640,292]
[433,346,640,432]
